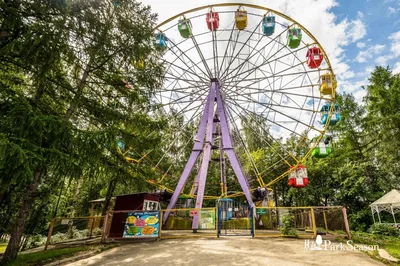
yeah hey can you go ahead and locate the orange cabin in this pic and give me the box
[306,47,324,69]
[206,11,219,31]
[288,165,308,188]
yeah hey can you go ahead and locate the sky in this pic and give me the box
[143,0,400,103]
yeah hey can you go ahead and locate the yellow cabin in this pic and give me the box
[133,59,145,70]
[319,73,337,95]
[235,6,247,30]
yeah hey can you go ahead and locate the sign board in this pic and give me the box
[61,219,72,225]
[199,209,215,229]
[189,210,198,217]
[256,208,267,215]
[123,211,160,238]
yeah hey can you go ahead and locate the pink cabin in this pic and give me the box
[206,11,219,31]
[306,47,324,69]
[288,165,308,188]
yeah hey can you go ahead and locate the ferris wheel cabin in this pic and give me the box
[154,32,167,49]
[306,47,324,69]
[311,135,333,158]
[206,10,220,31]
[263,16,275,36]
[178,17,192,38]
[287,28,302,49]
[319,73,337,95]
[288,165,308,188]
[321,103,341,125]
[235,6,248,30]
[133,58,145,70]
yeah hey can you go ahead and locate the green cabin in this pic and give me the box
[178,18,192,39]
[287,28,302,49]
[311,135,333,158]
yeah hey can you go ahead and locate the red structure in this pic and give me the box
[288,165,308,188]
[306,47,324,69]
[108,193,160,238]
[206,11,219,31]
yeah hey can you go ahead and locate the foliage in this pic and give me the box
[0,0,163,263]
[339,230,400,261]
[279,214,298,237]
[369,223,400,237]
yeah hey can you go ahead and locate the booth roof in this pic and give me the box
[370,189,400,206]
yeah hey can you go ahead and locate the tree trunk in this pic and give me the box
[102,178,117,216]
[70,178,83,218]
[64,63,91,120]
[1,169,41,265]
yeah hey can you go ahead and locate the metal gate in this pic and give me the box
[217,199,254,237]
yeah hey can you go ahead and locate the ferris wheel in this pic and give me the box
[135,3,339,224]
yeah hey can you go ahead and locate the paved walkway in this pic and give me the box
[66,237,384,266]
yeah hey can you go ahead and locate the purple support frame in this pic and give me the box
[162,88,214,224]
[215,81,255,207]
[163,80,255,228]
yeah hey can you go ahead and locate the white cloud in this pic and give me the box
[353,88,367,103]
[357,11,364,18]
[356,42,366,49]
[389,31,400,57]
[369,31,400,66]
[376,55,391,65]
[355,44,386,63]
[393,62,400,74]
[365,66,374,73]
[388,7,396,14]
[346,19,367,43]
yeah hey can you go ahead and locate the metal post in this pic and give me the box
[310,208,317,237]
[342,207,351,240]
[215,207,219,238]
[371,206,376,224]
[89,217,94,239]
[391,205,397,226]
[376,206,382,223]
[252,207,256,237]
[323,211,329,233]
[158,210,163,240]
[101,212,109,244]
[44,219,55,251]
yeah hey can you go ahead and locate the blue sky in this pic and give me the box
[144,0,400,102]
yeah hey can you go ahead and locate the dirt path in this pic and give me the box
[66,237,384,266]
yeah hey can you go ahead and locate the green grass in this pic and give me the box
[0,242,7,253]
[385,242,400,260]
[7,244,118,266]
[337,231,400,264]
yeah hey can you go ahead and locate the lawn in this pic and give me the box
[5,244,117,266]
[338,231,400,262]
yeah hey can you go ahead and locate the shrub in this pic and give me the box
[369,223,400,237]
[279,214,298,236]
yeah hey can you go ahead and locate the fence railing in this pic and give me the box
[45,216,106,250]
[45,206,350,245]
[253,206,350,239]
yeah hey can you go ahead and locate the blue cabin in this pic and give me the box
[117,139,125,151]
[154,33,167,49]
[321,103,341,125]
[263,16,275,36]
[218,198,234,220]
